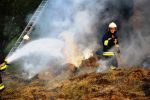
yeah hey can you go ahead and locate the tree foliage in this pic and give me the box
[0,0,42,63]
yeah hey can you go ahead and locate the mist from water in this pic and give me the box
[7,38,67,79]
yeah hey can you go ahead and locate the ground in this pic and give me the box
[0,57,150,100]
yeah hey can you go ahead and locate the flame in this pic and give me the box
[83,49,93,60]
[60,32,94,67]
[60,32,83,67]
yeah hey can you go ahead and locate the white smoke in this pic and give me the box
[7,0,150,79]
[121,0,150,66]
[7,0,108,79]
[97,60,108,72]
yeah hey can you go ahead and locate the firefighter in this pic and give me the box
[0,60,8,91]
[101,22,120,70]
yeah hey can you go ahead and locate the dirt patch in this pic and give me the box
[129,69,145,80]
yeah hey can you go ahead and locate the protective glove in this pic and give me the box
[116,48,120,54]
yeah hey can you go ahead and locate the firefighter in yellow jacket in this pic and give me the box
[101,22,120,70]
[0,60,8,91]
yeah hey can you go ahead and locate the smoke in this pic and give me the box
[97,60,108,72]
[7,0,109,79]
[33,0,108,65]
[120,0,150,66]
[7,0,150,79]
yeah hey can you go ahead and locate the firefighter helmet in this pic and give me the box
[109,22,117,28]
[23,34,30,40]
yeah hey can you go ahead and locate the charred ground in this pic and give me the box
[1,65,150,100]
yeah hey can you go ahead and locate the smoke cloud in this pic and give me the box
[7,0,108,79]
[120,0,150,67]
[7,0,150,79]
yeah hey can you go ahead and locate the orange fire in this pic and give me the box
[60,32,93,67]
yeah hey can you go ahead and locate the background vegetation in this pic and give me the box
[0,0,42,63]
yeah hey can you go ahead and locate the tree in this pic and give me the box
[0,0,42,63]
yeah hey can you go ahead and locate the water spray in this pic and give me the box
[0,0,49,69]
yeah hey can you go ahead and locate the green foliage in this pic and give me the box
[0,0,42,62]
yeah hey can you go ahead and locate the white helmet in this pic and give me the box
[23,34,30,40]
[108,22,117,28]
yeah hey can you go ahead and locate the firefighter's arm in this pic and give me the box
[0,60,8,72]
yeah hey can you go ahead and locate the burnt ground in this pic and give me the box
[0,57,150,100]
[0,67,150,100]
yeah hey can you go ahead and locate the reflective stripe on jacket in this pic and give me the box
[0,64,8,71]
[103,52,115,57]
[0,83,5,90]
